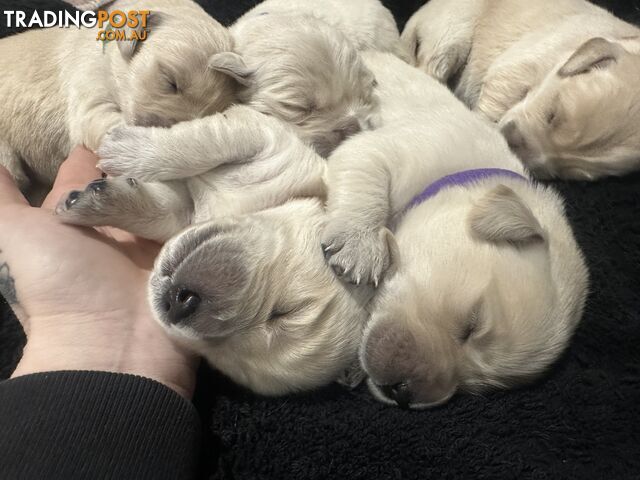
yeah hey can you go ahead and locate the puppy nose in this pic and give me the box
[164,286,201,324]
[501,120,527,151]
[380,382,412,409]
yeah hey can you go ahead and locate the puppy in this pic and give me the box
[402,0,640,180]
[144,198,372,395]
[322,51,588,408]
[207,0,382,157]
[55,106,326,242]
[0,0,236,197]
[235,0,406,57]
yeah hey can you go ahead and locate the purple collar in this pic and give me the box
[406,168,528,211]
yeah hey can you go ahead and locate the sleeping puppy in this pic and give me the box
[322,51,589,408]
[146,199,372,395]
[402,0,640,180]
[235,0,407,58]
[0,0,236,197]
[55,106,326,242]
[207,0,381,157]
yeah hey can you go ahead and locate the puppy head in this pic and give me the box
[210,15,378,156]
[111,7,237,127]
[149,199,371,395]
[500,37,640,180]
[361,183,588,408]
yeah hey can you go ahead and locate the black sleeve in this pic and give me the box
[0,371,201,480]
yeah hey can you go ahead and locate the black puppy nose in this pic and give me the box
[380,382,412,409]
[164,286,201,324]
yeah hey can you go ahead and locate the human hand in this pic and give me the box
[0,147,198,399]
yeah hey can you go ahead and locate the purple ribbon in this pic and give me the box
[406,168,528,211]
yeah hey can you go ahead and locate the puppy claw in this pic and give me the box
[65,190,81,209]
[321,219,391,286]
[87,178,107,193]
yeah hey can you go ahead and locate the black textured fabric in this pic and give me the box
[1,1,640,479]
[0,371,201,479]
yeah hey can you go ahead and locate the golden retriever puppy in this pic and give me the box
[322,51,589,408]
[147,199,373,395]
[402,0,640,180]
[0,0,236,196]
[207,0,384,157]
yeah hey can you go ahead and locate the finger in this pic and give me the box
[42,146,103,209]
[0,166,29,207]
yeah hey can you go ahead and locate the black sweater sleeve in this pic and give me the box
[0,371,201,480]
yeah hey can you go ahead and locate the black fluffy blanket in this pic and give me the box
[1,1,639,478]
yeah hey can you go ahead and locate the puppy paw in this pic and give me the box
[336,360,367,389]
[55,177,140,227]
[97,126,160,180]
[321,221,391,287]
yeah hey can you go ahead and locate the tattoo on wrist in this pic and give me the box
[0,249,18,305]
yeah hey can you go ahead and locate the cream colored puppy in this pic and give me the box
[0,0,235,197]
[322,51,588,408]
[146,199,372,395]
[207,0,384,156]
[236,0,406,57]
[402,0,640,180]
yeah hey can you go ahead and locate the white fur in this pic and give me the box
[403,0,640,179]
[0,0,236,197]
[148,199,373,395]
[208,0,390,156]
[56,105,326,242]
[323,51,588,408]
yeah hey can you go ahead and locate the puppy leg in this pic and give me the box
[0,141,29,192]
[97,106,287,182]
[55,178,193,242]
[402,0,485,82]
[323,136,432,286]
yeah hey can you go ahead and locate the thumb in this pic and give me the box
[0,166,28,207]
[42,146,103,210]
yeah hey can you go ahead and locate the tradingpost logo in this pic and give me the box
[2,10,152,43]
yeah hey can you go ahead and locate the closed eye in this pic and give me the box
[159,66,180,94]
[547,111,556,125]
[460,308,480,343]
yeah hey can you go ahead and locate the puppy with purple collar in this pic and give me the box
[322,51,589,408]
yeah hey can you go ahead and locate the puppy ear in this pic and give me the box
[208,52,254,86]
[558,38,621,77]
[382,228,401,281]
[117,12,162,60]
[469,185,545,246]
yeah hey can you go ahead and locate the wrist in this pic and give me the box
[11,314,199,399]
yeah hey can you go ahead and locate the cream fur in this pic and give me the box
[145,199,372,395]
[403,0,640,180]
[323,51,589,408]
[208,0,391,156]
[0,0,236,197]
[55,105,326,242]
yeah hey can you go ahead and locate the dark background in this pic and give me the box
[1,1,640,479]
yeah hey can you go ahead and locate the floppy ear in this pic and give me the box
[208,52,254,86]
[382,228,401,282]
[558,37,620,77]
[469,185,545,246]
[117,12,161,60]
